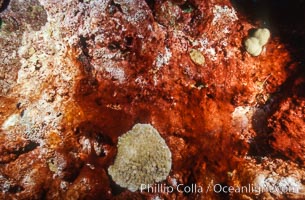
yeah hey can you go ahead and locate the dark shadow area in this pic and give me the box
[13,140,39,157]
[0,0,10,13]
[231,0,305,26]
[231,0,305,59]
[232,0,305,59]
[109,177,125,196]
[231,0,305,159]
[144,0,155,12]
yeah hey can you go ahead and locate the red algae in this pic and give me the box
[0,0,305,199]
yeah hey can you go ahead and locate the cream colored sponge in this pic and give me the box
[244,37,263,57]
[254,28,271,46]
[244,28,270,56]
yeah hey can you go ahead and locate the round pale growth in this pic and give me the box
[254,28,270,46]
[244,37,262,57]
[190,49,205,66]
[108,123,172,192]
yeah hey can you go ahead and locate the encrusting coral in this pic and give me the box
[108,124,172,192]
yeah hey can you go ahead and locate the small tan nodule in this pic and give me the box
[190,49,205,66]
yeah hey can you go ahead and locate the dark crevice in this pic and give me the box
[109,176,125,195]
[144,0,155,12]
[79,35,90,58]
[39,189,48,200]
[109,0,123,14]
[180,2,194,13]
[0,0,10,13]
[124,36,133,47]
[0,173,24,193]
[13,141,39,157]
[8,185,24,193]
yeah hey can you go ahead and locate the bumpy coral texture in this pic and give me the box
[108,124,172,192]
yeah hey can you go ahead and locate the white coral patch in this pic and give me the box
[154,47,172,69]
[2,114,21,130]
[254,174,302,194]
[104,66,126,83]
[212,5,238,26]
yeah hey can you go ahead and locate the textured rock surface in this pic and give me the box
[0,0,305,199]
